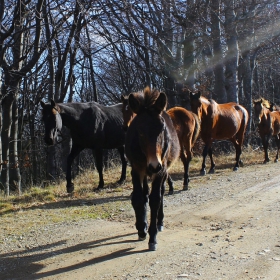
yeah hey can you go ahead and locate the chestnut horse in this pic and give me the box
[253,98,280,163]
[189,91,249,175]
[125,87,180,250]
[122,95,200,194]
[40,100,127,193]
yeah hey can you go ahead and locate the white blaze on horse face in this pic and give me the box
[255,104,263,125]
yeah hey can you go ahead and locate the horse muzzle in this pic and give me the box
[122,125,128,132]
[45,137,55,146]
[148,163,162,174]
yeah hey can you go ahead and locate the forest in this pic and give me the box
[0,0,279,195]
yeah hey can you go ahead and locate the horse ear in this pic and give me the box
[154,92,167,113]
[51,99,56,107]
[197,91,201,98]
[121,95,125,102]
[128,93,140,114]
[40,101,45,108]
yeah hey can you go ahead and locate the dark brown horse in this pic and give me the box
[189,91,249,175]
[253,98,280,163]
[121,95,200,194]
[125,87,180,250]
[40,100,127,193]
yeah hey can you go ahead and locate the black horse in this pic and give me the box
[40,100,127,193]
[125,87,180,251]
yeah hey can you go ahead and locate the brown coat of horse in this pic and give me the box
[253,98,280,163]
[125,87,180,250]
[122,96,200,193]
[189,91,249,175]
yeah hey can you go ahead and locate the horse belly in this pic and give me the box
[214,120,239,140]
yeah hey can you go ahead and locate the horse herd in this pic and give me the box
[40,87,280,251]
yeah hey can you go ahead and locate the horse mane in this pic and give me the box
[133,86,165,110]
[254,97,271,109]
[199,95,212,104]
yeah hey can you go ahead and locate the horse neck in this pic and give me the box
[261,106,271,120]
[58,103,78,127]
[201,98,213,118]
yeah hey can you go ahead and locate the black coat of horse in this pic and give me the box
[125,87,180,251]
[40,100,127,193]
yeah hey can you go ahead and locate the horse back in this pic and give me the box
[202,102,248,140]
[60,102,125,149]
[270,111,280,135]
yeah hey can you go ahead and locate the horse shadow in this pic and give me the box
[0,232,149,280]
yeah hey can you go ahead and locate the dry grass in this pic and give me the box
[0,145,269,236]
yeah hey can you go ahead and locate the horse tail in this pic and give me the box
[191,112,201,146]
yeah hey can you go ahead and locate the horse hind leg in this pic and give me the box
[180,148,191,190]
[274,135,280,162]
[230,138,242,171]
[94,148,105,190]
[167,174,174,195]
[208,147,216,174]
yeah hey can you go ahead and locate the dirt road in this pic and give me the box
[1,162,280,280]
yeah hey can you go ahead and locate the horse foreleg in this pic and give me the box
[94,148,104,190]
[66,145,82,193]
[117,145,127,184]
[200,145,208,175]
[131,170,148,241]
[208,147,216,174]
[262,136,270,163]
[157,179,166,232]
[148,172,167,251]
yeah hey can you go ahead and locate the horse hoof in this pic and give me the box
[149,243,157,251]
[239,160,244,167]
[138,235,146,241]
[94,187,102,192]
[66,183,74,193]
[275,159,278,163]
[168,190,174,195]
[208,169,215,174]
[200,170,206,176]
[117,179,125,185]
[233,167,238,171]
[138,230,147,241]
[183,185,188,191]
[157,225,164,232]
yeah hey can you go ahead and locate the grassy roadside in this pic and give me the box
[0,146,266,237]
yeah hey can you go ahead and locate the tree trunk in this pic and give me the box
[1,94,14,195]
[211,0,226,102]
[224,1,239,103]
[9,99,21,192]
